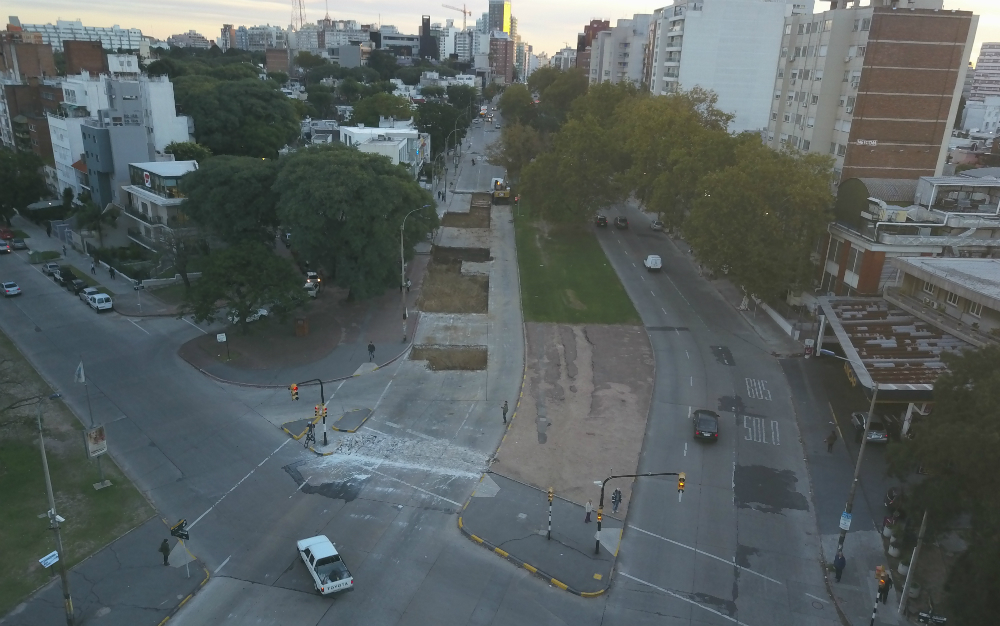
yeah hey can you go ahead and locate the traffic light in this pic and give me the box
[678,472,686,493]
[547,487,553,503]
[322,406,328,419]
[314,405,320,418]
[289,384,299,401]
[597,509,603,523]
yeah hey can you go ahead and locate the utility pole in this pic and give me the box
[838,381,879,550]
[898,510,929,616]
[37,394,75,626]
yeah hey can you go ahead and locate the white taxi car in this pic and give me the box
[296,535,354,595]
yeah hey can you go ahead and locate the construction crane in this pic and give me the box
[442,3,472,31]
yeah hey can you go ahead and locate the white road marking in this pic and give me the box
[804,592,829,604]
[189,438,292,529]
[454,402,476,438]
[661,307,667,314]
[631,261,636,267]
[289,476,311,498]
[690,376,693,387]
[372,379,394,413]
[743,416,780,446]
[214,555,231,574]
[650,290,655,296]
[640,275,645,281]
[128,319,150,335]
[745,378,772,401]
[182,317,207,334]
[619,573,752,625]
[628,525,784,585]
[367,467,462,506]
[684,442,687,457]
[685,350,690,359]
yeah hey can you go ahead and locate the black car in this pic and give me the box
[614,216,628,229]
[595,215,608,227]
[67,279,87,294]
[693,409,720,440]
[52,271,70,287]
[850,411,889,444]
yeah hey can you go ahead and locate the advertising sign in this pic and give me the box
[84,425,108,458]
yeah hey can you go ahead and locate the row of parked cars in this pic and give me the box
[40,262,113,311]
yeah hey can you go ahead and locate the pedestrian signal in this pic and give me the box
[547,487,553,503]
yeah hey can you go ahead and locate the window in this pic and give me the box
[777,68,784,78]
[847,96,856,109]
[853,19,860,32]
[922,280,936,295]
[785,24,792,35]
[802,69,811,80]
[837,144,847,157]
[825,19,833,31]
[791,70,799,80]
[780,133,789,144]
[858,46,866,57]
[812,95,819,105]
[797,24,804,35]
[844,70,850,82]
[846,246,863,275]
[946,291,960,307]
[807,116,815,127]
[819,45,828,57]
[795,114,803,125]
[802,139,811,150]
[830,142,838,155]
[784,113,791,122]
[861,18,871,31]
[815,69,823,81]
[807,46,815,57]
[771,111,778,121]
[969,301,983,317]
[775,90,782,100]
[781,47,788,58]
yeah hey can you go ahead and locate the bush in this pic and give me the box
[27,250,60,263]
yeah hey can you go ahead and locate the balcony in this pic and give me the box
[122,204,164,226]
[884,286,999,348]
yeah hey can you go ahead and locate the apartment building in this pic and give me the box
[589,15,652,86]
[767,0,976,183]
[576,20,611,72]
[647,0,810,133]
[551,47,577,71]
[969,42,1000,102]
[490,34,514,85]
[121,161,199,250]
[488,0,512,34]
[15,17,146,54]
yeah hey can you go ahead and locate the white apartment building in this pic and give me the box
[455,31,473,62]
[962,96,1000,133]
[48,71,114,198]
[590,15,652,86]
[339,124,430,178]
[647,0,811,133]
[18,18,145,53]
[551,47,577,71]
[435,20,461,59]
[970,42,1000,102]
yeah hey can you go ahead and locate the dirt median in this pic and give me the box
[492,322,653,516]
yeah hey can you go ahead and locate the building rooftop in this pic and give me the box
[854,178,918,203]
[129,161,198,177]
[892,257,1000,307]
[958,167,1000,180]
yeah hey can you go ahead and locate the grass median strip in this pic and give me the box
[515,217,639,324]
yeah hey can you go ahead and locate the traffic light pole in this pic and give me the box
[547,488,553,540]
[595,472,682,554]
[838,381,879,551]
[296,379,326,446]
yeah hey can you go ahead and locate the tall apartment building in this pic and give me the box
[590,15,652,86]
[48,71,113,199]
[16,18,145,54]
[243,25,287,52]
[219,25,236,52]
[646,0,810,133]
[489,0,512,34]
[490,34,514,85]
[970,42,1000,102]
[1,28,56,80]
[766,0,976,183]
[167,31,212,49]
[576,20,611,71]
[551,47,577,71]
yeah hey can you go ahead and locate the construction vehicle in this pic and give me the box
[491,177,510,203]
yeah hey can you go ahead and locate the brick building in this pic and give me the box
[490,34,514,85]
[64,40,109,76]
[767,0,976,183]
[575,19,610,72]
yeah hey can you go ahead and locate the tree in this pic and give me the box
[173,77,300,158]
[180,156,281,245]
[273,144,437,300]
[267,71,289,85]
[337,78,362,103]
[684,142,833,301]
[352,93,412,127]
[498,84,534,126]
[415,102,463,156]
[183,242,307,335]
[421,85,445,99]
[0,149,47,226]
[73,200,119,247]
[485,123,542,182]
[165,141,213,164]
[295,51,327,70]
[568,81,644,126]
[307,84,335,118]
[368,50,399,81]
[447,85,478,115]
[483,82,502,102]
[538,68,589,119]
[527,67,560,95]
[885,346,1000,624]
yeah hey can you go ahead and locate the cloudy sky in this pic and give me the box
[10,0,999,59]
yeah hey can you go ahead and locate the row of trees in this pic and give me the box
[491,74,834,303]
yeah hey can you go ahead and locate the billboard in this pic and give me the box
[84,426,108,458]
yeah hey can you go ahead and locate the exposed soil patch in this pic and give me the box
[417,260,488,314]
[441,206,491,229]
[411,345,488,370]
[433,246,491,263]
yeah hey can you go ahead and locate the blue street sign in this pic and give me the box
[39,550,59,568]
[839,512,852,531]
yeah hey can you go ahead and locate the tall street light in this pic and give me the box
[38,393,75,626]
[818,348,879,550]
[401,205,432,342]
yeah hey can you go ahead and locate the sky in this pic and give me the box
[9,0,1000,60]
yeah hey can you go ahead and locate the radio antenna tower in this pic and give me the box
[291,0,307,30]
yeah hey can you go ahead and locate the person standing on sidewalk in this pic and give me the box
[368,341,375,362]
[159,539,170,566]
[611,488,622,514]
[826,429,838,453]
[878,571,892,603]
[90,261,96,275]
[62,244,67,256]
[584,500,593,523]
[833,550,846,582]
[501,401,508,424]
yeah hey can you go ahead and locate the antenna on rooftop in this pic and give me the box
[291,0,307,30]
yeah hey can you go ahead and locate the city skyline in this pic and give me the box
[9,0,1000,60]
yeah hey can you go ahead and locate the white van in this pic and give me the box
[88,293,113,312]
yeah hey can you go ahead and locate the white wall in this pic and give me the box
[142,77,192,153]
[47,115,87,197]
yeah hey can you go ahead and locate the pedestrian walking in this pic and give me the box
[584,499,593,523]
[501,400,508,424]
[62,244,67,256]
[368,341,375,362]
[46,223,52,237]
[159,539,170,566]
[90,261,96,275]
[826,428,838,453]
[611,488,622,514]
[833,550,846,583]
[878,572,892,604]
[405,279,411,292]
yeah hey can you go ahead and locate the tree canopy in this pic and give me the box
[486,123,543,183]
[273,144,437,299]
[0,149,47,225]
[165,141,212,164]
[180,156,281,245]
[351,93,412,127]
[416,102,465,156]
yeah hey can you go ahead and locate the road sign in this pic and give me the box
[171,518,190,541]
[39,550,60,568]
[839,512,852,531]
[216,333,227,343]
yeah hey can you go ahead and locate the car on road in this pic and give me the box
[305,271,321,285]
[0,241,10,254]
[614,216,628,229]
[651,220,664,231]
[304,282,319,298]
[296,535,354,595]
[851,411,889,444]
[11,238,27,250]
[595,215,608,227]
[42,262,61,275]
[693,409,720,440]
[67,279,87,294]
[643,255,662,271]
[87,293,113,312]
[79,287,100,302]
[2,281,21,297]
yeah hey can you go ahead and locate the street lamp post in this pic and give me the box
[594,471,683,554]
[37,393,75,626]
[401,205,432,343]
[818,349,880,550]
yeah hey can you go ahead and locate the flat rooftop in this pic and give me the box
[129,161,198,177]
[892,257,1000,307]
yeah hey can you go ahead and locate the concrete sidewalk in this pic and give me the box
[1,516,208,626]
[459,473,619,596]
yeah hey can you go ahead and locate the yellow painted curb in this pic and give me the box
[494,547,509,558]
[523,563,537,574]
[551,578,569,591]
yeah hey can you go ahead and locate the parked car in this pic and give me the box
[296,535,354,595]
[595,215,608,228]
[42,262,61,275]
[87,293,113,312]
[52,271,70,287]
[650,220,664,231]
[67,279,87,294]
[643,255,662,271]
[0,227,13,240]
[79,287,100,302]
[851,411,889,444]
[11,238,27,250]
[227,307,268,324]
[2,281,21,297]
[693,409,720,440]
[305,271,321,285]
[304,282,319,298]
[614,216,628,229]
